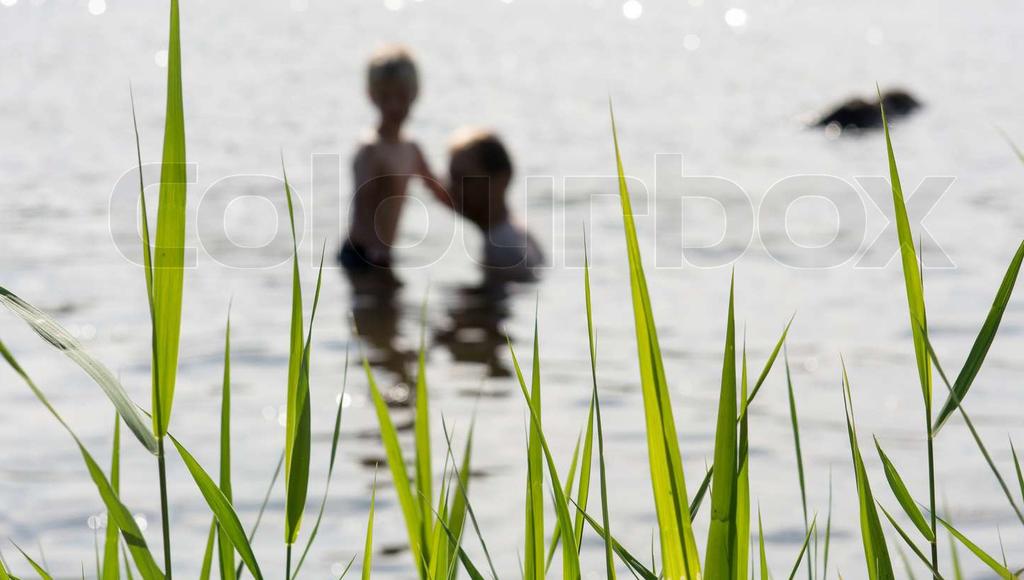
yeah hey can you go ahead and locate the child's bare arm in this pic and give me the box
[414,144,453,208]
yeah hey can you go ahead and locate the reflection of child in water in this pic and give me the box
[447,128,544,280]
[340,45,448,271]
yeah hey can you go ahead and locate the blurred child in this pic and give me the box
[340,45,448,271]
[447,128,544,279]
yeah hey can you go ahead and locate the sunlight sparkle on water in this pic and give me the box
[683,33,701,51]
[87,0,105,16]
[1,0,16,7]
[155,49,168,68]
[384,0,403,11]
[724,7,748,28]
[622,0,642,20]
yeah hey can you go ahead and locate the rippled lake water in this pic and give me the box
[3,0,1024,576]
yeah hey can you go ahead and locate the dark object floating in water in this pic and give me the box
[813,89,922,131]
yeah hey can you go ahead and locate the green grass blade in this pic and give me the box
[282,168,318,546]
[704,275,738,577]
[757,510,768,580]
[168,435,262,580]
[879,90,932,408]
[524,315,546,580]
[235,453,284,580]
[362,354,423,572]
[873,439,934,542]
[936,516,1013,578]
[933,241,1024,432]
[432,503,487,580]
[841,363,895,580]
[293,349,349,577]
[574,396,596,554]
[1011,440,1024,505]
[878,506,943,578]
[11,542,51,580]
[0,287,157,453]
[690,317,793,522]
[445,427,474,578]
[823,469,833,580]
[151,0,188,437]
[949,525,963,580]
[440,419,498,580]
[545,436,582,572]
[414,298,434,556]
[509,330,581,579]
[742,315,795,414]
[361,479,377,580]
[609,104,699,578]
[217,310,236,580]
[103,416,121,580]
[576,507,657,580]
[920,327,1024,527]
[786,517,816,580]
[783,347,811,580]
[583,234,617,580]
[198,522,215,580]
[735,343,751,580]
[0,549,11,580]
[0,340,164,580]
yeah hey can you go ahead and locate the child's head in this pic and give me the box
[447,128,513,229]
[367,45,419,126]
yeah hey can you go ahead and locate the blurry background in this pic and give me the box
[2,0,1024,576]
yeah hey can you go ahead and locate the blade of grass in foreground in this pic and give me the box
[874,439,934,542]
[293,349,350,577]
[361,478,377,580]
[217,309,236,580]
[757,509,769,580]
[735,342,751,580]
[841,362,895,580]
[414,298,434,558]
[786,517,816,580]
[151,0,187,438]
[932,240,1024,433]
[0,340,164,580]
[582,235,616,580]
[235,452,285,580]
[509,324,582,579]
[198,522,215,580]
[440,419,499,580]
[783,346,811,580]
[362,353,424,576]
[522,315,546,580]
[168,435,263,580]
[879,93,938,575]
[919,326,1024,527]
[0,287,157,453]
[690,316,794,520]
[103,415,121,580]
[609,103,700,579]
[576,509,657,580]
[936,516,1013,578]
[704,276,738,578]
[11,541,52,580]
[283,162,310,553]
[877,505,943,578]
